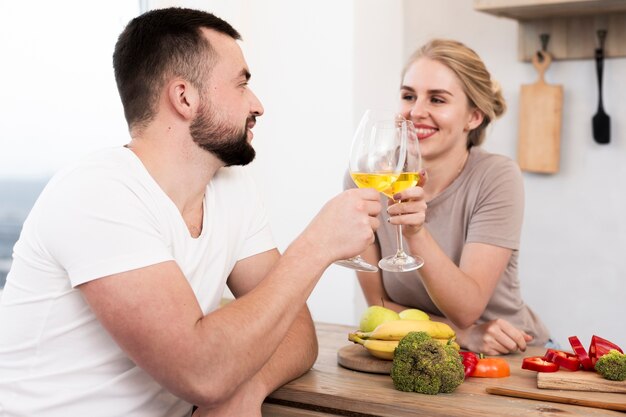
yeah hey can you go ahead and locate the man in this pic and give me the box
[0,8,381,416]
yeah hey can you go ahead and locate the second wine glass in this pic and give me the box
[378,120,424,272]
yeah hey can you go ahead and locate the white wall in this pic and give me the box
[2,0,624,349]
[214,0,626,350]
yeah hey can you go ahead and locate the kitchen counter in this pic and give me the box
[262,322,624,416]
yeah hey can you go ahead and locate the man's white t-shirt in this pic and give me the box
[0,147,275,416]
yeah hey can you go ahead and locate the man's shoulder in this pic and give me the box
[52,147,135,181]
[42,147,153,205]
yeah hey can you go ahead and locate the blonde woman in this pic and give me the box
[346,39,550,355]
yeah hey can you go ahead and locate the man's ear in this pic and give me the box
[465,107,484,131]
[167,79,198,121]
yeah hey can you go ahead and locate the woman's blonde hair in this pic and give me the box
[402,39,506,147]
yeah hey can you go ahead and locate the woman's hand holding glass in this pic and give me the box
[385,172,427,240]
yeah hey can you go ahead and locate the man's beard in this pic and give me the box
[190,101,256,167]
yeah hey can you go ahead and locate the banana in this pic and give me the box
[349,333,398,360]
[349,332,459,360]
[354,319,455,341]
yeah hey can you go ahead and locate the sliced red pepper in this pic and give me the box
[550,351,580,371]
[459,351,478,379]
[472,355,510,378]
[544,349,559,362]
[522,356,559,373]
[568,336,594,371]
[589,335,623,366]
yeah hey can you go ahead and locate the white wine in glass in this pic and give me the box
[334,109,407,273]
[378,122,424,272]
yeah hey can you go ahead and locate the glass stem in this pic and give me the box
[394,224,407,258]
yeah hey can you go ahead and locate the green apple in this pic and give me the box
[359,306,400,332]
[398,308,430,321]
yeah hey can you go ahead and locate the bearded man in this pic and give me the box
[0,7,381,417]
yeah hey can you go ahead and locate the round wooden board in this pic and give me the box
[337,344,392,374]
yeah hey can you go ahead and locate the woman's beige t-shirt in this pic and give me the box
[345,146,550,345]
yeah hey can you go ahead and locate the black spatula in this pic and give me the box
[592,30,610,144]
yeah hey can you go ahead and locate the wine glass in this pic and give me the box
[334,109,407,273]
[378,120,424,272]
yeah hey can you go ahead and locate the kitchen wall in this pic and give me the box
[2,0,623,349]
[214,0,626,349]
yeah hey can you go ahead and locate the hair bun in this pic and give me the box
[490,80,506,119]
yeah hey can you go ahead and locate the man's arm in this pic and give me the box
[79,188,381,408]
[79,243,324,409]
[192,305,316,417]
[192,249,317,416]
[225,249,318,392]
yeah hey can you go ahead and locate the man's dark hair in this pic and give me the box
[113,7,241,130]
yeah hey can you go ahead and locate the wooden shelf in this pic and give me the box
[474,0,626,19]
[474,0,626,61]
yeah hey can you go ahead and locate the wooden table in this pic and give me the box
[261,322,623,417]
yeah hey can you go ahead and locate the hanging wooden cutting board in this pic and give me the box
[517,51,563,174]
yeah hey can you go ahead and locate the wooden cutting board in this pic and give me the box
[485,371,626,411]
[486,370,626,412]
[336,344,392,374]
[538,370,626,393]
[517,50,563,174]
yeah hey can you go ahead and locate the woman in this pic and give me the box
[346,39,550,355]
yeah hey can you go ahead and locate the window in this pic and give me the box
[0,180,46,287]
[0,1,139,288]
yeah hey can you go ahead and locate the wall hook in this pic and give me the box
[596,29,607,50]
[537,33,550,62]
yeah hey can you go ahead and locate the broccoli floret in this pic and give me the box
[390,331,464,394]
[595,350,626,381]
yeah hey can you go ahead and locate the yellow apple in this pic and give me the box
[398,308,430,321]
[359,306,400,332]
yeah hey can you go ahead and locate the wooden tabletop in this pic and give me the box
[263,322,624,417]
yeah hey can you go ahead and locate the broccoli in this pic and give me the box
[390,331,464,394]
[595,349,626,381]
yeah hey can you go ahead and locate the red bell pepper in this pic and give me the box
[545,349,580,371]
[568,336,594,371]
[459,351,478,379]
[522,356,559,373]
[589,335,623,366]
